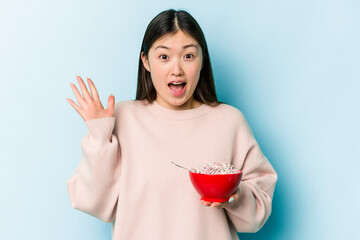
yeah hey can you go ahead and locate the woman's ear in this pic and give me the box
[141,52,150,72]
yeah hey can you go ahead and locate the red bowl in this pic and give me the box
[189,171,243,202]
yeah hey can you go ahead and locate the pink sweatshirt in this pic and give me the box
[66,100,277,240]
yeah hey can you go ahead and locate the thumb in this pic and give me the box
[107,94,115,116]
[233,188,240,200]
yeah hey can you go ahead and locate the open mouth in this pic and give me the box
[168,82,186,92]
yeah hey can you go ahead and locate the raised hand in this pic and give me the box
[66,76,115,121]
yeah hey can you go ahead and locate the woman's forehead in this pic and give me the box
[152,31,200,51]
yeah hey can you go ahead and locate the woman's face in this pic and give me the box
[141,30,203,110]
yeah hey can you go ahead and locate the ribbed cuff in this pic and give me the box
[84,117,116,142]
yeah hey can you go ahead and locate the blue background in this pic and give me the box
[1,0,359,239]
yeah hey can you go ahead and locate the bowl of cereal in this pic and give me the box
[189,162,243,202]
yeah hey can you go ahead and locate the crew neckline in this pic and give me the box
[144,100,213,120]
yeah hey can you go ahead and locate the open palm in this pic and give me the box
[66,76,115,121]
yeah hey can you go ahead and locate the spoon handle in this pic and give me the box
[171,162,190,171]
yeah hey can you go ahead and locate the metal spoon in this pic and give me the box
[171,162,190,171]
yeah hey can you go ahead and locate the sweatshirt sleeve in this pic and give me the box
[224,112,277,233]
[66,116,121,223]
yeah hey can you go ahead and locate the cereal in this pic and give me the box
[190,162,240,174]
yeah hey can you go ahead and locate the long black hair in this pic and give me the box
[136,9,221,106]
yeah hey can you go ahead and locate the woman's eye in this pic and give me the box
[185,54,194,59]
[159,55,168,60]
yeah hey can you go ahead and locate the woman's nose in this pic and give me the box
[171,59,183,76]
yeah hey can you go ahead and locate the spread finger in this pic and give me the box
[76,76,92,102]
[87,77,100,102]
[66,98,85,120]
[70,83,87,106]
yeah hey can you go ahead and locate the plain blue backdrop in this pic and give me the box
[1,0,359,239]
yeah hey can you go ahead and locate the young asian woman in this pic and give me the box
[66,9,277,240]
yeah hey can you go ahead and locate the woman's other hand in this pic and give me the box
[66,76,115,121]
[200,188,240,209]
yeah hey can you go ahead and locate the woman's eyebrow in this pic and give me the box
[155,44,198,51]
[183,44,198,49]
